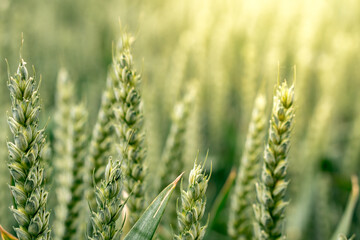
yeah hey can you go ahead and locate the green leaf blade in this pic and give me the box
[0,225,17,240]
[205,168,236,239]
[330,176,359,240]
[124,173,183,240]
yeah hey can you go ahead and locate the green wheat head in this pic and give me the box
[112,33,147,226]
[89,158,125,240]
[53,69,75,240]
[86,40,127,212]
[159,87,196,234]
[63,104,88,240]
[174,156,210,240]
[253,81,295,240]
[229,93,267,240]
[88,73,118,187]
[7,59,51,240]
[160,86,196,190]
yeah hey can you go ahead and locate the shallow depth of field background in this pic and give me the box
[1,0,360,239]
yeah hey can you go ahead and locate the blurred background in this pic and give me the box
[1,0,360,239]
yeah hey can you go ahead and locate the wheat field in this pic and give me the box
[0,0,360,239]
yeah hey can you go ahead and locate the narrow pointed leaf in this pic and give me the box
[124,173,184,240]
[207,168,236,231]
[204,168,236,239]
[0,225,18,240]
[331,176,359,240]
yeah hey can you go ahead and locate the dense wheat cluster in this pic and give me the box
[1,0,360,240]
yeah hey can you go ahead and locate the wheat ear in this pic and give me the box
[160,87,196,189]
[63,104,88,240]
[7,59,51,240]
[174,156,210,240]
[111,33,147,226]
[253,81,295,240]
[88,73,118,188]
[53,69,75,240]
[229,94,267,239]
[89,158,125,240]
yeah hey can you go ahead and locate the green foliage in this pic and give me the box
[330,177,359,240]
[0,225,17,240]
[1,1,360,239]
[124,173,183,240]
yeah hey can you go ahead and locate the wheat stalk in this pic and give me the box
[7,58,51,240]
[229,93,267,240]
[253,81,295,240]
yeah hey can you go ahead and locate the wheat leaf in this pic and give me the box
[330,176,359,240]
[124,172,183,240]
[0,225,17,240]
[209,168,236,227]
